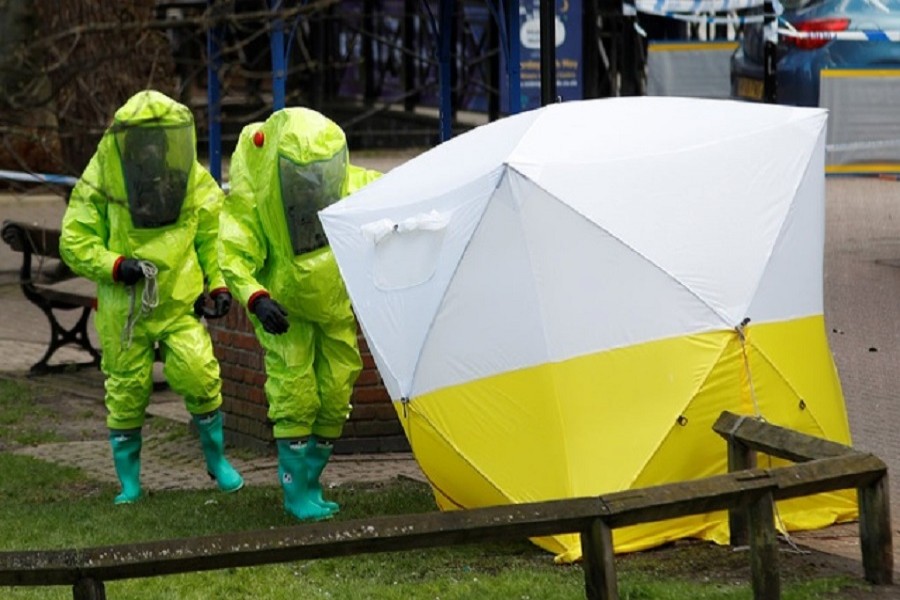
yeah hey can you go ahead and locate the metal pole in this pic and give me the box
[270,0,286,110]
[206,0,223,183]
[439,0,453,140]
[539,0,557,105]
[364,0,377,105]
[506,0,522,113]
[403,0,417,112]
[762,0,777,103]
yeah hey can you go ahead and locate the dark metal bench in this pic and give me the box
[1,219,101,374]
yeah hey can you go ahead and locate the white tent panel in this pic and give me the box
[514,108,825,326]
[507,97,824,169]
[412,171,723,397]
[514,170,724,356]
[321,169,501,399]
[332,107,544,215]
[323,97,829,398]
[747,129,827,320]
[412,172,551,397]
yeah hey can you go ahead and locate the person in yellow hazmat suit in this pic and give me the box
[60,90,244,504]
[218,108,380,521]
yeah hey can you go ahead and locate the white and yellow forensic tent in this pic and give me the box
[320,96,857,562]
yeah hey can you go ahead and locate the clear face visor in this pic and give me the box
[116,125,193,229]
[278,150,347,255]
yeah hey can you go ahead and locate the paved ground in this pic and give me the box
[2,158,900,578]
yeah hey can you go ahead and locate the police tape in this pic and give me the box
[629,7,900,36]
[636,8,766,24]
[0,169,233,191]
[624,0,775,23]
[631,0,764,13]
[626,0,900,38]
[0,169,77,186]
[778,28,900,42]
[827,139,900,153]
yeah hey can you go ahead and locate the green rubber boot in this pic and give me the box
[277,439,333,522]
[194,411,244,493]
[305,436,339,514]
[109,429,142,504]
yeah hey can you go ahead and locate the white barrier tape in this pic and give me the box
[0,168,232,192]
[632,0,764,12]
[778,28,900,41]
[639,8,766,23]
[827,139,900,152]
[0,169,77,186]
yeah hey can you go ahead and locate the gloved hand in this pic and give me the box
[116,258,144,286]
[252,296,289,335]
[211,290,232,318]
[194,290,233,319]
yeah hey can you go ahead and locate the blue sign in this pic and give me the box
[511,0,583,111]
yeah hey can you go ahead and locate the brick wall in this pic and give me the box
[206,307,409,455]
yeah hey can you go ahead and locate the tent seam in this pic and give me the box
[406,164,507,397]
[744,334,829,436]
[741,134,820,320]
[506,164,733,330]
[505,168,576,499]
[407,403,516,506]
[624,331,734,490]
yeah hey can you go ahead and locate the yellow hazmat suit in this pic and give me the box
[60,90,242,503]
[219,108,380,440]
[218,108,379,520]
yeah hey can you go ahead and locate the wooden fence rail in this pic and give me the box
[0,410,891,600]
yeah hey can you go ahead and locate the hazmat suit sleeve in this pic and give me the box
[346,165,382,194]
[60,139,120,283]
[191,166,228,291]
[218,172,268,308]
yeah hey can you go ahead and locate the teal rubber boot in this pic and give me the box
[194,411,244,493]
[305,436,339,514]
[109,429,142,504]
[277,440,333,522]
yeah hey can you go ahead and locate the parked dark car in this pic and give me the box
[730,0,900,106]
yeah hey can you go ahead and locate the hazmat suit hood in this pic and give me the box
[219,108,381,325]
[112,90,195,228]
[60,89,227,337]
[276,110,349,255]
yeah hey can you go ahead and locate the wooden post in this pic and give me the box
[581,518,618,600]
[858,473,894,584]
[727,437,756,547]
[748,490,780,599]
[73,578,105,600]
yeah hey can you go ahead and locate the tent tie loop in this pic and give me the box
[734,317,762,418]
[734,317,751,341]
[400,396,410,419]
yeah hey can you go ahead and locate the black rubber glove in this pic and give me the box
[116,258,144,286]
[252,296,289,335]
[210,290,232,319]
[194,290,232,319]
